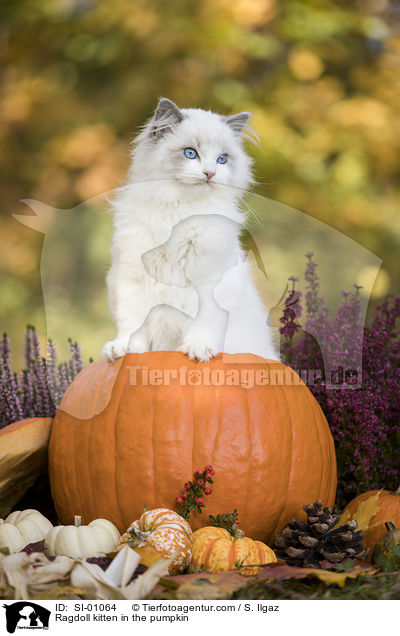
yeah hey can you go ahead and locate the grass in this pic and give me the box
[231,572,400,600]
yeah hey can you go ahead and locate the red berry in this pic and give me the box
[205,464,213,471]
[196,498,204,506]
[193,471,201,479]
[210,468,215,476]
[184,481,192,490]
[205,472,213,480]
[197,479,204,487]
[176,496,183,505]
[204,487,212,495]
[181,491,188,499]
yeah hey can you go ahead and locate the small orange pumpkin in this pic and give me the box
[116,508,193,575]
[337,487,400,560]
[191,526,277,573]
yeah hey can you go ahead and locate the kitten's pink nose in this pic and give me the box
[204,170,215,181]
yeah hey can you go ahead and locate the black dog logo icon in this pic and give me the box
[3,602,50,633]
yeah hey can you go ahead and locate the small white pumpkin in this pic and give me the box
[45,515,120,559]
[0,509,53,553]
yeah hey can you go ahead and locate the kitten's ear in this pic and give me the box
[225,111,251,133]
[154,98,183,122]
[152,98,183,138]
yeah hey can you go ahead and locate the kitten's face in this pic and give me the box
[134,100,253,194]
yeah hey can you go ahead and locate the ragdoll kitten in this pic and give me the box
[102,97,280,362]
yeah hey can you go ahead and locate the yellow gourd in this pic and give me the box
[192,526,277,573]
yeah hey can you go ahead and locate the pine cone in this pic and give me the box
[273,501,370,567]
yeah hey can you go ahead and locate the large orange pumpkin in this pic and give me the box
[49,352,336,542]
[337,487,400,560]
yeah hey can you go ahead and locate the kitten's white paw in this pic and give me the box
[101,338,128,362]
[179,336,219,362]
[102,332,149,361]
[126,332,148,354]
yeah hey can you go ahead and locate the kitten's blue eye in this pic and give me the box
[217,154,228,164]
[184,147,198,159]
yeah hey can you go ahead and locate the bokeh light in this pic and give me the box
[1,0,399,365]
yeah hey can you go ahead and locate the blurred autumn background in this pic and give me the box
[1,0,400,365]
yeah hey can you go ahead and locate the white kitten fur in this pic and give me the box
[102,98,280,362]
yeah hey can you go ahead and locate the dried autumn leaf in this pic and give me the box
[335,492,381,532]
[319,558,362,571]
[0,552,74,599]
[0,544,170,600]
[70,548,138,599]
[70,545,169,599]
[131,545,168,569]
[0,583,14,600]
[170,579,226,600]
[122,556,171,599]
[164,570,255,598]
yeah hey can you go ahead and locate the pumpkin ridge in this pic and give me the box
[239,537,258,565]
[310,384,325,509]
[315,396,330,504]
[160,522,193,543]
[107,359,134,526]
[146,370,155,512]
[314,388,336,505]
[113,371,125,528]
[242,382,251,532]
[318,392,334,506]
[84,413,95,524]
[191,369,197,490]
[158,376,171,510]
[173,360,192,506]
[72,414,82,523]
[284,383,296,532]
[53,414,67,517]
[229,541,237,569]
[328,402,337,505]
[274,382,294,534]
[153,374,163,510]
[254,540,268,564]
[319,397,332,506]
[315,384,333,506]
[208,378,219,505]
[105,363,124,528]
[202,536,225,569]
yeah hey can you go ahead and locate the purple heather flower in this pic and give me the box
[281,256,400,509]
[0,327,84,429]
